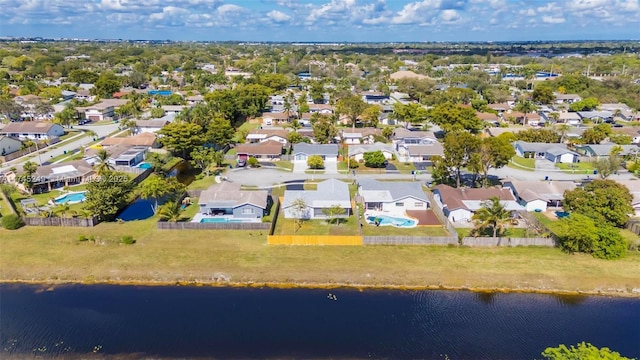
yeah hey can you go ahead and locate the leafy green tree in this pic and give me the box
[119,118,138,135]
[542,342,632,360]
[54,104,77,128]
[150,107,165,118]
[428,102,483,134]
[582,124,612,144]
[0,99,24,121]
[139,176,185,214]
[569,97,600,112]
[593,146,622,179]
[309,81,325,103]
[287,131,307,144]
[257,73,290,92]
[382,126,394,141]
[395,77,435,102]
[1,214,24,230]
[92,71,121,98]
[443,131,481,187]
[592,226,628,260]
[472,197,512,238]
[474,136,516,187]
[158,121,205,159]
[609,133,632,145]
[247,157,259,167]
[84,172,134,221]
[322,204,346,226]
[190,147,216,177]
[336,94,368,127]
[68,69,99,84]
[563,179,634,228]
[128,71,147,89]
[515,128,561,143]
[391,102,429,126]
[206,116,235,149]
[361,105,381,128]
[291,197,309,233]
[363,150,387,168]
[307,155,324,169]
[212,150,225,167]
[311,114,337,144]
[532,84,555,104]
[557,213,600,254]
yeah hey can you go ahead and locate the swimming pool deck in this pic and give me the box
[406,210,442,226]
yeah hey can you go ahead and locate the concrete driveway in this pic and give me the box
[293,160,307,173]
[324,160,338,174]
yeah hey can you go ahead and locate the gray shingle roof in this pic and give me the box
[282,178,351,208]
[293,143,338,156]
[358,179,428,203]
[199,181,268,209]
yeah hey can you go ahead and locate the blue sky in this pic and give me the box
[1,0,639,42]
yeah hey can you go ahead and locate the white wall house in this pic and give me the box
[358,179,429,213]
[0,122,65,141]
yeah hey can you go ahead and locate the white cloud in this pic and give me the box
[440,9,462,23]
[392,0,441,24]
[519,8,536,16]
[267,10,292,22]
[541,15,565,23]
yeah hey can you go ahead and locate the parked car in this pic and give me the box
[237,159,246,167]
[613,123,624,128]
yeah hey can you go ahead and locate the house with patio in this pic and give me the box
[348,142,395,162]
[261,112,291,125]
[7,159,95,193]
[292,143,339,163]
[358,179,429,212]
[282,178,351,219]
[0,121,65,141]
[236,140,283,160]
[502,179,577,212]
[197,181,270,220]
[340,127,382,145]
[432,184,523,223]
[513,141,579,163]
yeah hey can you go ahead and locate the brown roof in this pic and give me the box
[434,184,516,211]
[507,111,541,120]
[488,103,511,111]
[247,129,289,138]
[27,159,94,179]
[262,112,290,120]
[0,121,61,134]
[101,132,157,147]
[199,181,268,209]
[476,112,499,121]
[236,140,283,156]
[308,104,334,111]
[342,127,382,137]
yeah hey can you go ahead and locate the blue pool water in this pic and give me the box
[555,211,570,219]
[54,191,87,204]
[138,162,152,169]
[117,198,154,221]
[200,217,247,223]
[366,215,417,228]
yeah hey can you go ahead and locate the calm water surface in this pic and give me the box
[0,284,638,359]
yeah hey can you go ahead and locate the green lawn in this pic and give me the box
[305,169,325,174]
[511,156,535,169]
[274,161,293,170]
[0,193,14,217]
[556,162,595,173]
[2,216,640,295]
[187,175,219,191]
[456,227,535,238]
[273,210,359,236]
[390,160,416,174]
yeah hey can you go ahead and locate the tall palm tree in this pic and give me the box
[514,100,537,126]
[556,123,570,144]
[95,149,114,174]
[472,196,512,239]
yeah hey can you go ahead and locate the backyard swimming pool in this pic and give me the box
[366,214,418,228]
[53,191,87,204]
[137,162,152,169]
[199,217,252,223]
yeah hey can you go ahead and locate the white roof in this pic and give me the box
[360,190,393,203]
[461,200,524,211]
[247,134,267,140]
[51,165,77,174]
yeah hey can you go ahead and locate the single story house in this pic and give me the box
[100,132,159,148]
[135,118,171,134]
[392,128,438,145]
[341,127,382,145]
[358,179,429,212]
[612,128,640,144]
[504,111,542,126]
[477,112,500,123]
[0,135,22,156]
[261,112,291,125]
[487,103,511,113]
[432,184,523,223]
[108,145,148,167]
[513,141,579,163]
[198,181,270,219]
[282,178,351,219]
[7,159,95,193]
[348,142,395,162]
[78,99,128,121]
[361,91,390,104]
[575,144,639,158]
[396,142,444,162]
[308,103,334,114]
[502,179,577,212]
[246,129,289,145]
[577,111,614,122]
[292,143,339,162]
[236,140,283,160]
[0,121,65,141]
[554,93,582,104]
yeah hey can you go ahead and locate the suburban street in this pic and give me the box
[0,123,120,173]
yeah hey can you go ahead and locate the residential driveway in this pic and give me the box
[413,162,432,171]
[385,163,398,173]
[324,160,338,174]
[293,160,307,173]
[535,159,557,171]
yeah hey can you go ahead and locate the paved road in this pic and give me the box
[225,164,638,188]
[0,123,120,173]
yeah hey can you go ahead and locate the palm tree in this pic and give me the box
[95,149,114,174]
[158,200,183,222]
[54,203,71,226]
[472,196,512,239]
[514,100,537,126]
[556,123,570,144]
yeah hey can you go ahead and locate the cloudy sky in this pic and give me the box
[1,0,639,42]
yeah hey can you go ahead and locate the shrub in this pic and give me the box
[247,157,259,168]
[262,215,272,223]
[1,214,24,230]
[78,235,88,242]
[121,235,136,245]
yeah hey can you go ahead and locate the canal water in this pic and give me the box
[1,284,638,359]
